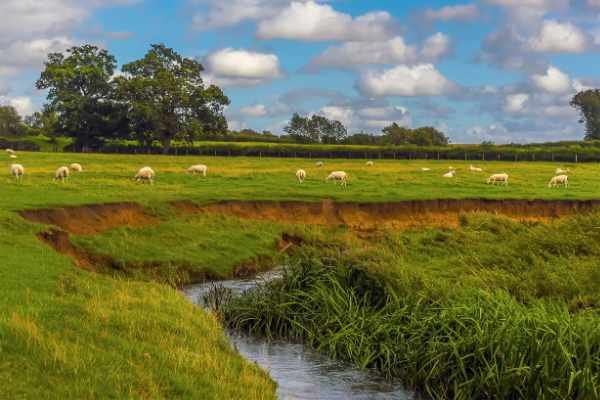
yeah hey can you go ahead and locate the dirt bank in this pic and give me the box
[21,202,158,235]
[173,199,600,230]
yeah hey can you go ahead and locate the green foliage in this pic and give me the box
[382,123,449,146]
[571,89,600,140]
[224,214,600,399]
[36,45,127,149]
[284,113,347,144]
[0,105,27,136]
[116,44,230,152]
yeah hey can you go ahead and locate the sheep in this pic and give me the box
[296,169,306,183]
[487,173,509,186]
[443,170,456,178]
[421,167,432,172]
[548,174,569,188]
[366,161,374,167]
[54,166,70,182]
[135,166,155,184]
[5,149,15,154]
[326,171,348,187]
[316,161,324,167]
[556,168,570,175]
[9,154,17,159]
[70,163,83,172]
[10,164,24,182]
[187,164,208,177]
[469,165,483,172]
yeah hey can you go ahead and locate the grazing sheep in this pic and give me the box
[135,166,155,184]
[326,171,348,187]
[443,170,456,178]
[487,173,509,186]
[556,168,570,175]
[469,165,483,172]
[10,164,24,181]
[296,169,306,183]
[366,161,374,167]
[316,161,324,167]
[54,166,70,182]
[187,164,208,177]
[70,163,83,172]
[421,167,432,172]
[5,149,15,154]
[548,174,569,188]
[9,154,17,159]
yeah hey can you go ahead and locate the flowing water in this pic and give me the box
[183,271,414,400]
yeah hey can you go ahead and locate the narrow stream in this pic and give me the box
[183,271,414,400]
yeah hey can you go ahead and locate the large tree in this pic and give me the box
[36,45,126,149]
[0,105,26,136]
[283,113,347,144]
[116,44,229,152]
[381,123,449,146]
[570,90,600,141]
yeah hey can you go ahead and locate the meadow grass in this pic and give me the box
[223,214,600,399]
[3,151,600,398]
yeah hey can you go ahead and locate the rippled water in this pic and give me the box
[183,271,414,400]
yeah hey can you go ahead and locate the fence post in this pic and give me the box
[575,153,579,163]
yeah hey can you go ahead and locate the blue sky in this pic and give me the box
[2,0,600,143]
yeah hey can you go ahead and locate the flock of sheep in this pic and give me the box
[5,148,571,189]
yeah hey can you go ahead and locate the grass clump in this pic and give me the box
[223,213,600,399]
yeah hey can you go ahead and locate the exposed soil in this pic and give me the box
[37,228,113,271]
[21,202,158,235]
[173,199,600,230]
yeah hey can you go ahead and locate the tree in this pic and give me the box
[0,105,26,136]
[283,113,347,144]
[36,44,126,149]
[25,107,59,138]
[116,44,229,152]
[381,123,449,146]
[570,90,600,140]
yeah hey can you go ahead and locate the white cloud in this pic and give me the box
[420,33,452,62]
[0,96,35,116]
[316,104,411,132]
[528,20,588,53]
[191,0,300,30]
[0,37,74,76]
[424,4,479,22]
[240,104,268,117]
[530,66,572,93]
[357,64,455,97]
[504,93,529,113]
[256,1,395,41]
[319,106,354,127]
[205,48,282,86]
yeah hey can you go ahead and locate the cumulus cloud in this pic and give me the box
[256,1,396,41]
[0,37,74,76]
[530,66,572,93]
[317,104,411,132]
[528,20,589,53]
[357,64,456,97]
[204,48,283,86]
[240,104,268,117]
[504,93,529,113]
[420,33,452,61]
[0,96,35,116]
[423,4,479,22]
[191,0,300,30]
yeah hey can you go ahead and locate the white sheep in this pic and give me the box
[421,167,432,172]
[548,174,569,188]
[316,161,324,167]
[5,149,15,154]
[54,166,70,182]
[326,171,348,187]
[443,170,456,178]
[487,173,509,186]
[187,164,208,177]
[135,166,155,184]
[366,161,374,167]
[470,165,483,172]
[9,154,17,159]
[10,164,24,182]
[556,168,570,175]
[70,163,83,172]
[296,169,306,183]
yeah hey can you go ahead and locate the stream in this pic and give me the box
[183,270,414,400]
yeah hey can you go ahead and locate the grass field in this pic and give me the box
[2,151,600,398]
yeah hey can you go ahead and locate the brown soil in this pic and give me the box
[173,199,600,230]
[37,229,113,270]
[21,202,158,235]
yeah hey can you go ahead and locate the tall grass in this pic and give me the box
[223,214,600,399]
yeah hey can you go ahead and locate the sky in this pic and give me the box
[2,0,600,144]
